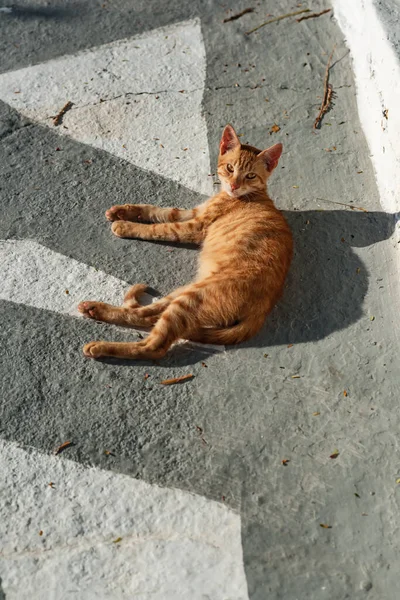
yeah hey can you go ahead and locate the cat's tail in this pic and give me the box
[188,315,265,346]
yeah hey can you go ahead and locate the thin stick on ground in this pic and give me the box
[223,7,254,23]
[313,45,336,129]
[297,8,331,22]
[160,374,194,385]
[53,101,73,126]
[316,198,368,213]
[246,8,310,34]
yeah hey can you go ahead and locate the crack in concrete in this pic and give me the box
[63,87,205,114]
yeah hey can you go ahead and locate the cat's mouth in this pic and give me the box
[229,188,247,198]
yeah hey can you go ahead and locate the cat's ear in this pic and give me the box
[257,143,283,172]
[220,124,241,155]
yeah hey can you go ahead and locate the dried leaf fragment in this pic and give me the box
[370,316,375,321]
[291,375,301,379]
[48,482,55,488]
[39,530,43,536]
[312,412,320,416]
[113,537,122,544]
[396,478,400,484]
[201,362,208,368]
[160,374,194,385]
[343,390,348,397]
[270,124,280,134]
[54,441,73,455]
[282,459,290,466]
[320,523,332,529]
[53,100,73,126]
[330,449,340,459]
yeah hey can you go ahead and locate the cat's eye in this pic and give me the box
[246,173,256,179]
[226,164,234,173]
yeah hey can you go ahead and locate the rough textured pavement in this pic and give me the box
[1,1,400,598]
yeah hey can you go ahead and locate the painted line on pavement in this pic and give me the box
[333,0,400,215]
[0,439,248,600]
[0,19,212,196]
[0,239,128,317]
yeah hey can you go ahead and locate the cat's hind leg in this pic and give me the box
[82,285,201,359]
[78,300,165,328]
[78,284,191,328]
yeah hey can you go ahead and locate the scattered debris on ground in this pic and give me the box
[196,425,208,446]
[297,8,331,23]
[314,45,336,129]
[223,7,254,23]
[317,198,368,213]
[246,8,310,34]
[160,374,194,385]
[54,440,73,455]
[53,101,73,126]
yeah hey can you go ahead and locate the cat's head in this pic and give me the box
[217,124,282,198]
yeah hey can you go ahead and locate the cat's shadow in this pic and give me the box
[244,208,398,348]
[102,208,398,366]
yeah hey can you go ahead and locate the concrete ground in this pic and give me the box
[0,1,399,598]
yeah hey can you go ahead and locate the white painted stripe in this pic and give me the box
[0,239,225,351]
[333,0,400,214]
[0,239,128,316]
[0,19,212,196]
[0,439,248,599]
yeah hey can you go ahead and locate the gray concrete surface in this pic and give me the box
[1,1,400,598]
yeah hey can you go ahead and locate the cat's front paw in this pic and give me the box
[78,301,110,321]
[105,204,142,222]
[83,341,108,358]
[111,221,137,238]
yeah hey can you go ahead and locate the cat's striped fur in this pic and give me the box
[78,125,293,360]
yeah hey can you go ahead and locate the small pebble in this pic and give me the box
[360,581,372,592]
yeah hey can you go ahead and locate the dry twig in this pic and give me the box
[54,441,73,455]
[297,8,331,22]
[223,7,254,23]
[160,374,194,385]
[246,8,310,34]
[53,101,73,126]
[316,197,368,213]
[314,45,336,129]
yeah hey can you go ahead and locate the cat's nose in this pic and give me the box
[231,182,240,191]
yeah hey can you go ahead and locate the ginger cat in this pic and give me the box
[78,124,293,360]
